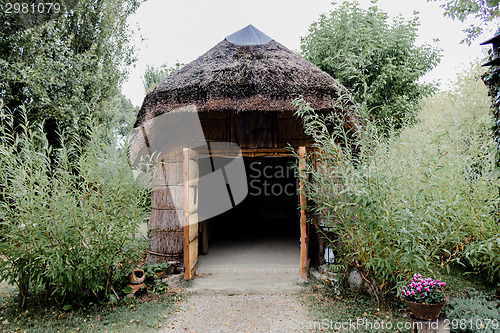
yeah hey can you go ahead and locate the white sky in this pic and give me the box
[122,0,496,107]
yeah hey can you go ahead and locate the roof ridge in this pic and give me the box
[225,24,273,46]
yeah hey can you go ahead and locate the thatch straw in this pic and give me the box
[135,38,358,128]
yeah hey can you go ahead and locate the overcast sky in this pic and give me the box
[122,0,495,107]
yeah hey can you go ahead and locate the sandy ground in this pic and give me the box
[161,292,312,333]
[161,230,312,332]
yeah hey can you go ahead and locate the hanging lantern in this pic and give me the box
[324,245,335,264]
[321,225,335,264]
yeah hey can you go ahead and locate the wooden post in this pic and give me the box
[183,148,191,280]
[298,146,308,279]
[183,148,199,280]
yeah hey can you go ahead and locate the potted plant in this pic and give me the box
[401,273,447,321]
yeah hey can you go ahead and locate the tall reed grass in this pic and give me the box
[294,62,500,303]
[0,108,149,306]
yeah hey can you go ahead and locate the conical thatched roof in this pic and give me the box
[135,25,357,127]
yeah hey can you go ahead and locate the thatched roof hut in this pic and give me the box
[135,24,357,130]
[134,25,360,277]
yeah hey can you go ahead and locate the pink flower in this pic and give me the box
[404,274,446,302]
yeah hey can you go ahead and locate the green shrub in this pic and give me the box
[0,109,150,305]
[444,293,500,333]
[293,62,500,304]
[142,262,171,279]
[141,262,171,293]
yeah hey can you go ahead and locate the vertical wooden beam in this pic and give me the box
[273,113,278,148]
[183,148,191,280]
[298,146,308,279]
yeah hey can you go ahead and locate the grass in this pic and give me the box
[2,269,492,333]
[302,267,498,333]
[439,267,496,299]
[0,284,183,333]
[301,281,411,333]
[0,219,175,333]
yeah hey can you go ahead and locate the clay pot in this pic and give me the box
[127,269,146,296]
[405,300,445,321]
[128,269,145,285]
[127,282,147,295]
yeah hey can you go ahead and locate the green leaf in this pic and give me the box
[122,285,133,294]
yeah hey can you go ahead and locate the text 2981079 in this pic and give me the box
[3,2,61,14]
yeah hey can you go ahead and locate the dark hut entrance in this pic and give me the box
[132,24,359,281]
[197,156,301,274]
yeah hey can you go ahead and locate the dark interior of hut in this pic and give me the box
[197,156,300,269]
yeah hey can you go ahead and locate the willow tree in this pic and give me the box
[0,0,143,143]
[301,1,441,136]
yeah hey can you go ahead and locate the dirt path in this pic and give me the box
[161,291,312,333]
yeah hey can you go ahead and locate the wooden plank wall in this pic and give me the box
[198,111,311,149]
[147,153,184,264]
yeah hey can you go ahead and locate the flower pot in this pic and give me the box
[127,282,147,296]
[405,300,445,321]
[128,269,145,285]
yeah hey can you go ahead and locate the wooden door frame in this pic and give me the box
[298,146,308,279]
[183,148,198,280]
[184,147,309,279]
